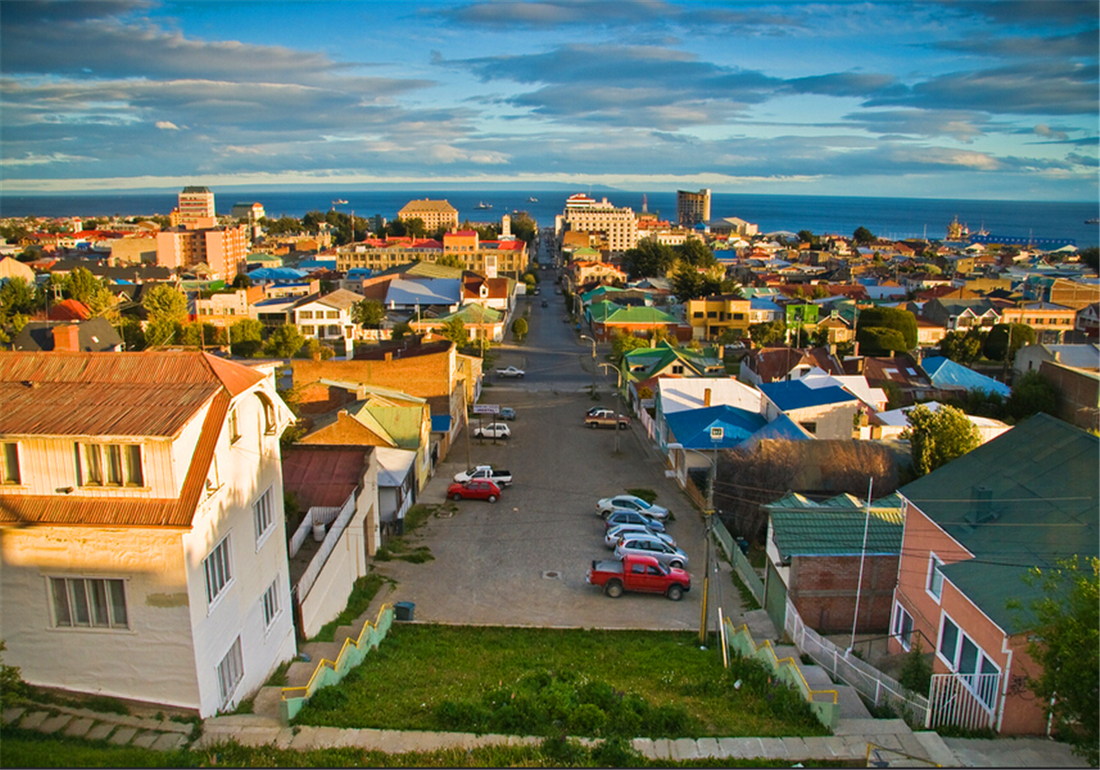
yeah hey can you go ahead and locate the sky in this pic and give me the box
[1,0,1097,200]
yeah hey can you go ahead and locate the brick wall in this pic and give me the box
[292,350,452,413]
[788,553,899,634]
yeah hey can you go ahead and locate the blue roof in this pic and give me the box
[385,278,461,306]
[743,414,814,447]
[431,414,452,432]
[664,405,767,449]
[921,356,1011,398]
[346,267,373,278]
[249,267,309,281]
[750,297,782,311]
[759,380,858,411]
[298,259,337,270]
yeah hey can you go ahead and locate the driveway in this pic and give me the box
[374,276,745,630]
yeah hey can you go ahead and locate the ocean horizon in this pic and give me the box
[2,189,1097,248]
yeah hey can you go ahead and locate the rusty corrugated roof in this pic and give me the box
[282,446,367,509]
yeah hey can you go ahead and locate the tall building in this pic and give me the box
[560,194,638,255]
[677,189,711,228]
[171,186,217,228]
[156,223,249,281]
[397,199,459,232]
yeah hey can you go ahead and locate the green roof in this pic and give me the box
[443,303,503,324]
[622,341,722,382]
[602,306,679,325]
[900,413,1099,634]
[767,493,905,559]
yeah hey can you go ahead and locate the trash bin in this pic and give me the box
[394,601,415,622]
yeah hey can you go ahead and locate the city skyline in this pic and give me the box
[1,1,1097,201]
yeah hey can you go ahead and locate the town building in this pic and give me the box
[557,194,638,256]
[676,189,711,228]
[396,199,459,232]
[156,223,249,282]
[0,351,297,717]
[686,293,751,340]
[170,186,217,228]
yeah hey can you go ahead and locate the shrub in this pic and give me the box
[898,639,933,695]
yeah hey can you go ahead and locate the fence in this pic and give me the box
[785,596,929,724]
[712,516,764,605]
[289,505,344,558]
[926,672,1000,731]
[296,498,356,601]
[723,619,840,731]
[281,603,394,722]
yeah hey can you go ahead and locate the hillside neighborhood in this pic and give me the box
[1,187,1097,766]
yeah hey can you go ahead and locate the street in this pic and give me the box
[374,269,744,631]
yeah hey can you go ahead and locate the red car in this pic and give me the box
[447,479,502,503]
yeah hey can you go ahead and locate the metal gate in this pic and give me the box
[764,560,787,634]
[925,672,1001,731]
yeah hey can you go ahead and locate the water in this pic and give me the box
[2,189,1096,247]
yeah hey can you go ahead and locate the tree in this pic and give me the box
[229,318,265,357]
[179,322,222,348]
[62,267,102,305]
[0,277,38,319]
[857,307,917,350]
[748,320,786,347]
[901,403,982,477]
[1006,370,1059,421]
[982,323,1035,362]
[390,321,411,341]
[263,324,306,359]
[231,273,252,289]
[141,284,188,325]
[674,239,717,268]
[352,299,385,329]
[439,316,468,346]
[623,240,675,279]
[671,263,705,302]
[1014,557,1099,765]
[610,330,649,361]
[1078,246,1098,272]
[511,317,528,340]
[84,286,120,323]
[436,253,465,269]
[939,329,985,365]
[853,226,875,245]
[857,326,908,356]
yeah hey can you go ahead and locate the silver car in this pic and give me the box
[596,495,671,522]
[615,534,689,569]
[604,523,676,550]
[604,510,666,533]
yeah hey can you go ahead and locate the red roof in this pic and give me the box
[282,446,368,509]
[48,299,91,321]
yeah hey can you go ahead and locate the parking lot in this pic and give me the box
[374,387,744,630]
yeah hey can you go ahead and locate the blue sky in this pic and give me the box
[1,0,1097,200]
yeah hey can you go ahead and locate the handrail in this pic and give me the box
[282,603,393,701]
[729,622,838,705]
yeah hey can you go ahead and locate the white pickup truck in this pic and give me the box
[495,366,525,378]
[453,465,513,487]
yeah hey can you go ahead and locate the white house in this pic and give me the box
[292,289,364,356]
[0,351,297,717]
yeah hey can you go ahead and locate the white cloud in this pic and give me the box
[155,121,180,130]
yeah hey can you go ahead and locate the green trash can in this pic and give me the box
[395,601,415,621]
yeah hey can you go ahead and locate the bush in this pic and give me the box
[898,639,932,695]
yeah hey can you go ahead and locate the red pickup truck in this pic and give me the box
[586,554,691,601]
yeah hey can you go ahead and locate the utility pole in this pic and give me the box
[848,477,874,656]
[581,334,597,395]
[598,363,623,454]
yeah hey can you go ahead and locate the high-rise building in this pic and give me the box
[156,223,249,281]
[677,189,711,228]
[171,186,217,228]
[397,199,459,232]
[560,194,638,255]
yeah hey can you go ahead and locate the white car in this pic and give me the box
[604,523,676,550]
[496,366,525,378]
[596,494,671,522]
[615,535,689,569]
[473,422,511,439]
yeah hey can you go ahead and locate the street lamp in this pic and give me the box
[598,362,623,454]
[580,334,597,394]
[667,438,722,646]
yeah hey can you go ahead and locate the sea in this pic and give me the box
[2,189,1097,248]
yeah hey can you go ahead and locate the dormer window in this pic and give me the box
[77,443,143,487]
[1,443,21,485]
[229,408,240,444]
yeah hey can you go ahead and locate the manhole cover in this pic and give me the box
[542,571,561,580]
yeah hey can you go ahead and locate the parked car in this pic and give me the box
[473,422,511,439]
[585,409,629,429]
[604,523,676,550]
[496,366,525,378]
[596,495,670,522]
[500,407,517,421]
[446,479,503,503]
[604,509,665,533]
[586,554,690,600]
[615,535,689,569]
[453,465,513,487]
[541,300,548,308]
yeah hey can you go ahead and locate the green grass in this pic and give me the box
[310,572,391,643]
[0,728,862,768]
[624,488,658,504]
[292,625,828,739]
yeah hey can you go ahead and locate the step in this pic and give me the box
[834,685,873,720]
[285,661,317,688]
[251,687,285,720]
[772,645,799,661]
[799,665,835,689]
[333,625,362,647]
[301,640,342,662]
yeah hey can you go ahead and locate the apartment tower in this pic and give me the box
[677,189,711,228]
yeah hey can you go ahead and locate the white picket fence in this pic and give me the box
[926,672,1001,731]
[785,597,930,723]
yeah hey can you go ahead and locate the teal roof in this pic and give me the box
[767,492,906,559]
[622,341,721,382]
[921,356,1011,398]
[900,413,1098,634]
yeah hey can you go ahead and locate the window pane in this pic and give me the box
[106,445,123,485]
[84,445,102,485]
[51,578,72,627]
[939,617,958,659]
[90,579,110,627]
[125,445,143,486]
[69,579,90,626]
[959,636,979,676]
[1,443,19,484]
[108,580,128,627]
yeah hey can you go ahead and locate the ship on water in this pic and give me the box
[332,198,348,205]
[475,201,492,209]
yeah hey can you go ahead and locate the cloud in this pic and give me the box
[1033,124,1069,141]
[155,121,180,130]
[0,151,95,167]
[844,109,991,142]
[1066,152,1099,167]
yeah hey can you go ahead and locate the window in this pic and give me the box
[258,394,277,435]
[938,615,959,660]
[299,310,313,320]
[1,443,20,484]
[927,554,945,601]
[937,612,1001,708]
[216,637,244,709]
[326,311,339,319]
[77,443,143,487]
[203,536,233,605]
[228,409,240,444]
[262,579,281,628]
[799,422,817,435]
[253,488,274,544]
[301,325,315,335]
[693,311,704,319]
[893,604,914,650]
[50,577,128,629]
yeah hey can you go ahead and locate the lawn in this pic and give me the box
[292,624,828,739]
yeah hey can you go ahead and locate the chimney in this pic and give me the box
[704,388,712,407]
[384,351,393,362]
[52,325,82,352]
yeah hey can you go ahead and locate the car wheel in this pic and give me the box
[588,422,597,429]
[605,580,624,598]
[667,585,684,601]
[451,493,462,501]
[518,373,524,378]
[670,560,683,569]
[488,495,498,503]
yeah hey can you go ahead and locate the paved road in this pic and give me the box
[375,274,744,630]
